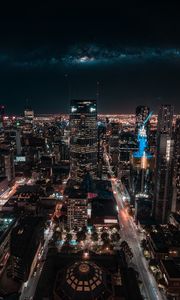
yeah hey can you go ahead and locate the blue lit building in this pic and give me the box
[131,112,155,224]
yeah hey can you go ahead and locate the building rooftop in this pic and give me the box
[0,216,15,242]
[161,259,180,279]
[34,250,142,300]
[148,224,180,253]
[15,184,42,195]
[66,178,113,198]
[55,261,107,299]
[10,216,44,259]
[91,197,117,218]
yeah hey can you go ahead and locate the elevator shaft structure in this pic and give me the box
[133,111,153,159]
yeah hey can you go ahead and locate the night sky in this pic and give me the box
[1,2,180,114]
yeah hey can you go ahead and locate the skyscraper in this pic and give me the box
[70,100,97,182]
[109,122,119,176]
[172,118,180,212]
[24,105,34,123]
[131,111,155,223]
[0,105,5,129]
[154,104,174,223]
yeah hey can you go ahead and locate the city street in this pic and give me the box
[0,183,18,209]
[104,151,166,300]
[19,225,54,300]
[0,177,34,209]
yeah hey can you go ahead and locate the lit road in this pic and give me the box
[20,225,54,300]
[104,152,166,300]
[0,183,19,209]
[0,177,36,209]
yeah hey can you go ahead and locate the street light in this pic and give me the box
[83,250,89,260]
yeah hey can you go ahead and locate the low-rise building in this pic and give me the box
[147,225,180,259]
[160,259,180,298]
[169,213,180,230]
[0,217,16,266]
[34,250,143,300]
[90,197,118,227]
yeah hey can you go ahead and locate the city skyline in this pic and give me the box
[1,2,180,300]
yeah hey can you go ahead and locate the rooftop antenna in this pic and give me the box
[96,81,100,103]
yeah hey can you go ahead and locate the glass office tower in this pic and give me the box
[70,100,97,182]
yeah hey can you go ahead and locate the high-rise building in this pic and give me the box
[119,132,137,178]
[10,217,44,282]
[67,193,88,230]
[131,110,155,223]
[24,105,34,123]
[109,122,119,176]
[0,148,15,182]
[5,129,22,156]
[0,105,5,129]
[172,118,180,212]
[154,105,174,223]
[0,105,5,143]
[70,99,97,182]
[97,121,106,178]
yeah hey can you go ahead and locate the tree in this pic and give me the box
[101,239,112,251]
[81,226,88,233]
[61,241,73,253]
[91,232,98,242]
[76,230,86,242]
[140,239,147,249]
[101,232,109,243]
[66,233,72,242]
[46,185,54,196]
[73,226,78,232]
[53,231,59,242]
[55,228,63,241]
[111,232,121,243]
[91,225,97,234]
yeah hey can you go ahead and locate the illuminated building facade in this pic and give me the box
[0,148,15,182]
[97,121,106,178]
[109,122,119,176]
[119,132,137,178]
[67,194,88,230]
[24,106,34,122]
[172,118,180,211]
[131,111,155,223]
[154,105,174,223]
[0,105,5,143]
[0,105,5,129]
[70,99,97,182]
